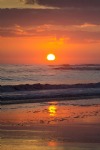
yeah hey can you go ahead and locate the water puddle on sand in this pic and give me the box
[1,99,100,126]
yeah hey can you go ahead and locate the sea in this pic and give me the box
[0,64,100,104]
[1,64,100,150]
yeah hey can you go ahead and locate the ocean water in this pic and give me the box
[0,64,100,85]
[1,65,100,150]
[0,64,100,104]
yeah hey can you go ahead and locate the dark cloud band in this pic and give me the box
[0,8,100,27]
[26,0,100,8]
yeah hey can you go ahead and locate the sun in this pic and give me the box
[47,54,56,61]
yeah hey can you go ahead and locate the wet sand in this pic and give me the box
[1,99,100,150]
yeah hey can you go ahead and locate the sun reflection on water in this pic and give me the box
[48,105,57,116]
[48,141,57,147]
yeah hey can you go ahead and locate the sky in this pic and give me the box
[0,0,100,64]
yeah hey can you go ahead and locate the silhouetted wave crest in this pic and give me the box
[51,64,100,71]
[1,82,100,105]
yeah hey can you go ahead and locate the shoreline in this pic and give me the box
[1,98,100,149]
[1,94,100,105]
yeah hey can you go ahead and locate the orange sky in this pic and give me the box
[0,36,100,64]
[0,0,100,64]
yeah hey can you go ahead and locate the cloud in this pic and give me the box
[1,0,100,9]
[0,7,100,43]
[26,0,100,8]
[0,8,100,28]
[0,24,100,44]
[0,25,27,37]
[25,0,36,4]
[0,0,41,9]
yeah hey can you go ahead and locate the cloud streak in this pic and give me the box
[0,24,100,44]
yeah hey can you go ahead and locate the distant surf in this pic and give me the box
[52,64,100,71]
[0,64,100,86]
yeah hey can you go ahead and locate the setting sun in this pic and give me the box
[47,54,56,61]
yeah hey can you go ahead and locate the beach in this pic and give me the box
[1,98,100,150]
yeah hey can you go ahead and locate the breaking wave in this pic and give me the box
[0,82,100,92]
[1,82,100,105]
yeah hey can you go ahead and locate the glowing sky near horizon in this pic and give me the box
[0,0,100,64]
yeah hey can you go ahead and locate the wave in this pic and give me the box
[0,82,100,92]
[1,82,100,105]
[51,64,100,71]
